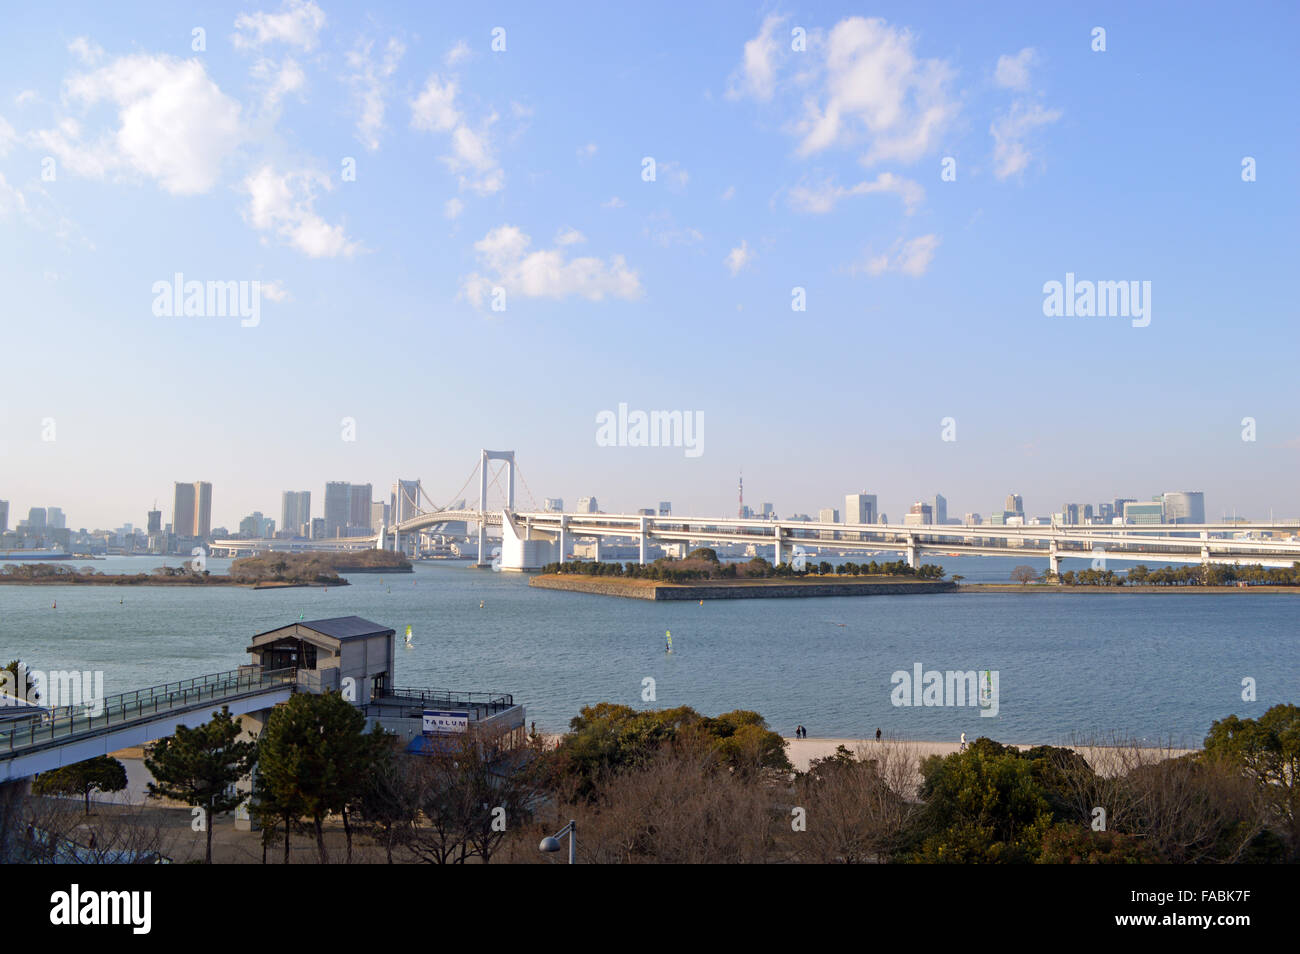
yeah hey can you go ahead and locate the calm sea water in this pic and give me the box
[2,554,1296,747]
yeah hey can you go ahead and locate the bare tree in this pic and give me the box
[570,745,776,864]
[792,741,921,863]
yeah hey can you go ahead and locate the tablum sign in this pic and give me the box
[423,710,469,734]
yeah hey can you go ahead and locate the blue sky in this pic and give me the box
[1,1,1296,530]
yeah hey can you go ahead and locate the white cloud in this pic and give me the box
[989,50,1060,179]
[242,164,358,258]
[737,16,956,167]
[576,142,597,160]
[0,172,27,218]
[411,75,459,132]
[347,37,405,151]
[0,114,14,157]
[644,216,703,247]
[727,14,786,101]
[659,160,689,190]
[261,279,291,301]
[68,37,104,65]
[233,0,326,51]
[15,90,38,107]
[445,39,472,67]
[33,54,243,195]
[602,196,625,209]
[410,74,503,195]
[555,227,585,246]
[720,185,736,200]
[725,240,754,276]
[444,197,464,219]
[990,100,1061,179]
[797,18,957,164]
[994,47,1037,91]
[461,225,643,308]
[251,57,305,111]
[860,233,939,277]
[788,171,924,214]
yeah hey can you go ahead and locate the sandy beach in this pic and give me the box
[781,736,1196,775]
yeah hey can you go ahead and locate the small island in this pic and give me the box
[0,549,411,587]
[529,549,953,600]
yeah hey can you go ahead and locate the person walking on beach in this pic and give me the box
[875,728,882,742]
[959,731,967,752]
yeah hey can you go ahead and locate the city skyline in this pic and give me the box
[0,2,1295,529]
[0,476,1259,542]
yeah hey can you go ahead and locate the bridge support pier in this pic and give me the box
[638,515,648,566]
[1048,539,1060,577]
[905,535,918,568]
[558,515,568,565]
[774,526,784,565]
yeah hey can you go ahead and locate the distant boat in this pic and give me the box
[403,625,413,649]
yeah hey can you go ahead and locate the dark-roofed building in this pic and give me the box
[247,616,395,701]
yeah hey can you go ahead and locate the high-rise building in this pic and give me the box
[27,507,47,529]
[147,508,162,533]
[46,507,65,530]
[964,512,982,526]
[195,482,212,538]
[1005,493,1024,516]
[818,507,839,540]
[1097,502,1115,522]
[349,484,373,530]
[844,493,878,525]
[173,483,195,538]
[324,482,351,537]
[1124,501,1164,525]
[544,498,564,512]
[1114,498,1136,519]
[1062,503,1081,525]
[658,501,672,516]
[173,482,212,538]
[904,501,933,527]
[0,500,8,533]
[1162,491,1205,525]
[310,517,325,540]
[933,494,947,526]
[576,496,598,513]
[281,491,311,538]
[370,500,390,532]
[637,508,656,516]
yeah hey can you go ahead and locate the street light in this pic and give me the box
[539,819,576,864]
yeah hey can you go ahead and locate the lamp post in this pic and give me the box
[538,819,576,864]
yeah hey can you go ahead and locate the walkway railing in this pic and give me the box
[381,687,514,710]
[0,666,296,758]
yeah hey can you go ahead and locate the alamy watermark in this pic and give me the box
[2,662,105,716]
[890,663,999,717]
[152,274,263,327]
[1042,273,1150,328]
[596,403,703,458]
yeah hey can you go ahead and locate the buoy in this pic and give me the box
[479,600,485,609]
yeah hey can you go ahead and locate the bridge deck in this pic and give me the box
[0,667,296,761]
